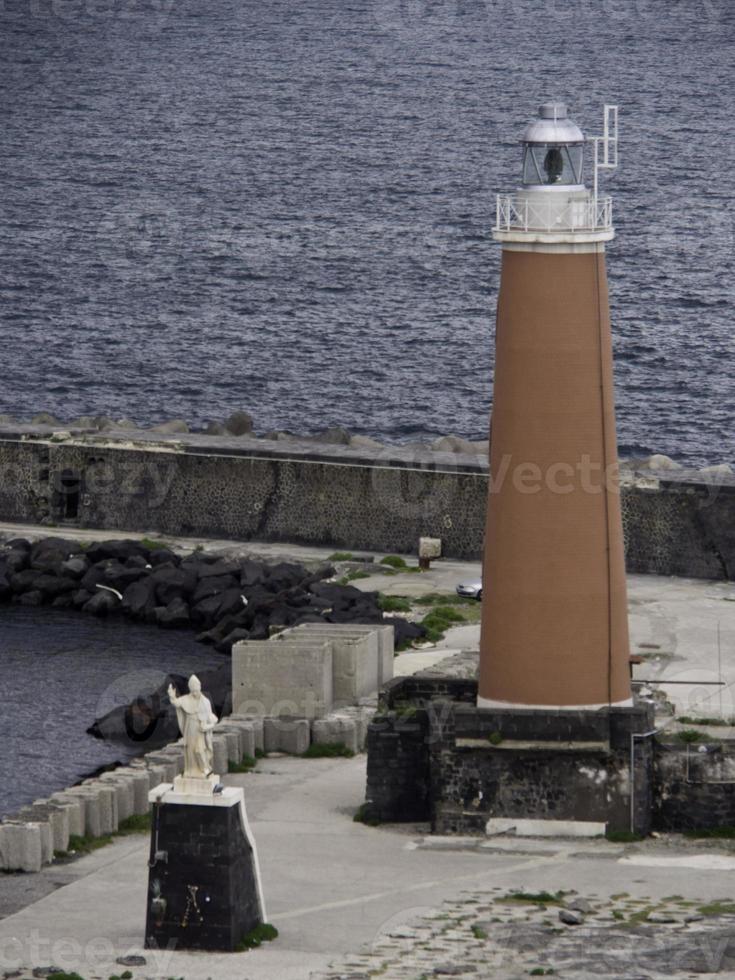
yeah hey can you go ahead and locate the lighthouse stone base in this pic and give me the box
[364,676,655,837]
[145,782,265,952]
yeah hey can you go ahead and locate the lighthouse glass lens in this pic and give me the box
[522,143,584,186]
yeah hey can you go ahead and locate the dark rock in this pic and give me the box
[383,617,427,647]
[60,555,88,578]
[155,597,191,629]
[34,574,77,598]
[310,426,351,445]
[191,593,227,627]
[30,537,77,568]
[153,566,197,605]
[83,590,119,616]
[101,560,147,591]
[18,589,44,606]
[51,594,74,608]
[4,537,31,552]
[559,908,584,925]
[85,539,149,564]
[223,410,254,436]
[9,568,40,593]
[121,578,159,620]
[215,627,251,654]
[116,955,147,967]
[80,563,107,592]
[198,559,241,579]
[6,549,30,573]
[72,588,93,608]
[0,568,11,600]
[216,587,247,620]
[192,574,238,605]
[265,561,307,592]
[239,559,269,588]
[148,547,179,567]
[125,554,149,569]
[89,664,231,748]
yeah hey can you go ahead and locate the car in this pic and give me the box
[456,580,482,600]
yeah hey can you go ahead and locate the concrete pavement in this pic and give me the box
[1,756,735,979]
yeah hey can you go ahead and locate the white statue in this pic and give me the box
[167,675,219,778]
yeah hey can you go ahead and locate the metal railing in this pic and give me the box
[495,194,613,233]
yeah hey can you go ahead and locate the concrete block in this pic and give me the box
[264,717,310,754]
[292,622,394,690]
[216,727,242,764]
[63,789,100,838]
[112,768,152,815]
[75,782,118,835]
[0,822,43,872]
[158,745,186,775]
[312,716,359,754]
[233,638,333,720]
[98,774,135,821]
[47,794,85,838]
[21,803,70,854]
[212,735,228,776]
[7,816,53,865]
[228,715,264,753]
[143,753,178,783]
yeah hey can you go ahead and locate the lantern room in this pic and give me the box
[521,102,585,189]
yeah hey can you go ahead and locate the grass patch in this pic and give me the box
[606,830,644,843]
[338,570,371,584]
[487,731,503,746]
[414,592,479,607]
[698,901,735,916]
[530,970,555,977]
[497,890,565,906]
[471,924,488,939]
[354,803,381,827]
[139,537,171,551]
[677,728,705,743]
[302,742,354,758]
[678,716,733,726]
[235,922,278,950]
[116,812,152,835]
[55,812,152,859]
[684,826,735,839]
[229,753,258,773]
[329,551,355,561]
[420,605,465,643]
[378,594,411,613]
[380,554,408,569]
[109,972,133,980]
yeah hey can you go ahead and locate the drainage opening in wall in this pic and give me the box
[55,469,81,521]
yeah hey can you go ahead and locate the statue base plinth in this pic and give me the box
[172,774,220,795]
[145,783,267,952]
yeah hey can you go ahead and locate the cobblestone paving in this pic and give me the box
[313,887,735,979]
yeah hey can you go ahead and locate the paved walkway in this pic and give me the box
[1,756,735,979]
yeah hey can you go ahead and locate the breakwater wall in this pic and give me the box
[0,424,734,579]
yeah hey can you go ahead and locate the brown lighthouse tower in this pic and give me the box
[478,102,631,710]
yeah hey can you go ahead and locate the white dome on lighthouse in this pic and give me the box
[522,102,585,145]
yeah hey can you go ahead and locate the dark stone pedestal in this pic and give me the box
[145,785,264,952]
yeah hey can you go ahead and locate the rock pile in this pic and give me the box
[0,537,422,655]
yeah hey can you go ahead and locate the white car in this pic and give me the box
[456,580,482,600]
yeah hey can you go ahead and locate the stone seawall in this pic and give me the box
[0,424,734,577]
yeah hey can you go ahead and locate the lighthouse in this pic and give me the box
[478,102,632,710]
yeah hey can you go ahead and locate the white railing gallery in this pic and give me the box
[495,194,613,233]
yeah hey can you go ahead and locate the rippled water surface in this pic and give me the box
[0,607,221,817]
[0,0,733,465]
